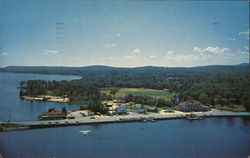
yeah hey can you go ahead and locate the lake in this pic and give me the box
[0,73,250,158]
[0,73,81,121]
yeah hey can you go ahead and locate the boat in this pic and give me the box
[143,118,155,123]
[79,130,92,135]
[143,119,148,123]
[186,114,204,120]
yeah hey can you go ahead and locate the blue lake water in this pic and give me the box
[0,73,250,158]
[0,73,81,121]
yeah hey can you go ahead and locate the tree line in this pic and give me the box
[19,80,106,113]
[18,64,250,112]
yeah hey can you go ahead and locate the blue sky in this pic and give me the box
[0,0,249,67]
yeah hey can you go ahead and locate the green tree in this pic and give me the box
[110,88,119,98]
[48,108,55,112]
[62,107,67,114]
[199,93,210,105]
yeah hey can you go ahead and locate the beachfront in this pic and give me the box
[2,108,250,132]
[22,95,69,103]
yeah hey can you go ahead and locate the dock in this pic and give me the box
[1,110,250,131]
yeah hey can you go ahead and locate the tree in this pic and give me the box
[156,98,167,107]
[243,99,250,112]
[110,88,119,98]
[62,107,67,114]
[199,93,210,105]
[48,108,55,112]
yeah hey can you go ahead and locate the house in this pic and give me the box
[39,110,67,120]
[164,109,175,113]
[113,100,125,103]
[88,111,95,116]
[136,109,146,114]
[147,107,158,113]
[115,107,128,115]
[178,100,211,112]
[106,103,113,107]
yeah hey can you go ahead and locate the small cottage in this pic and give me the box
[115,107,128,115]
[147,107,158,113]
[136,109,146,114]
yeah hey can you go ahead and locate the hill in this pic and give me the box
[0,64,248,76]
[9,64,249,111]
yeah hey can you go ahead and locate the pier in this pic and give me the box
[1,109,250,131]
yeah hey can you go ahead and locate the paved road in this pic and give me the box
[3,109,250,127]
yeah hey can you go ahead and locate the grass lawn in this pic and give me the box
[213,105,246,112]
[100,87,172,101]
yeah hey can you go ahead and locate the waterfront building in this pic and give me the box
[39,110,67,120]
[147,107,158,113]
[115,107,128,115]
[136,109,146,114]
[178,100,211,112]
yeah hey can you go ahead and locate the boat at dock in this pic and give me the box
[185,114,204,120]
[143,117,156,123]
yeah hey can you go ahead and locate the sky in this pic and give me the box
[0,0,249,67]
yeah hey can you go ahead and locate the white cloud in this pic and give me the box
[239,50,249,56]
[103,43,116,49]
[238,29,250,40]
[228,38,236,41]
[124,55,136,59]
[125,48,141,59]
[149,55,156,59]
[44,50,60,55]
[165,51,174,57]
[0,52,8,56]
[238,29,250,35]
[193,46,230,55]
[163,45,249,67]
[132,48,141,54]
[117,33,121,37]
[193,47,202,52]
[164,51,200,64]
[102,56,115,60]
[245,45,249,50]
[241,52,249,56]
[204,47,230,54]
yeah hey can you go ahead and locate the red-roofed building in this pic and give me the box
[179,100,202,106]
[179,100,210,112]
[39,110,66,120]
[49,110,62,115]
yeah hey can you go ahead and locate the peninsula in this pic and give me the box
[1,64,249,131]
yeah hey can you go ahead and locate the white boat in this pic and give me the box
[79,130,92,135]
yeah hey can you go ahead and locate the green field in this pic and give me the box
[100,87,172,101]
[213,105,246,112]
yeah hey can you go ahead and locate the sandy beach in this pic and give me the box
[22,95,69,103]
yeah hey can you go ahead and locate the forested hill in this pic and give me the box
[0,65,116,75]
[4,64,250,110]
[0,64,249,76]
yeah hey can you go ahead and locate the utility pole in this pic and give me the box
[8,108,11,123]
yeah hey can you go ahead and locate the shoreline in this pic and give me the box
[21,95,69,103]
[1,109,250,132]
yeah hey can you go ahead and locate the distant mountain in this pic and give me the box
[238,63,249,66]
[0,64,249,76]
